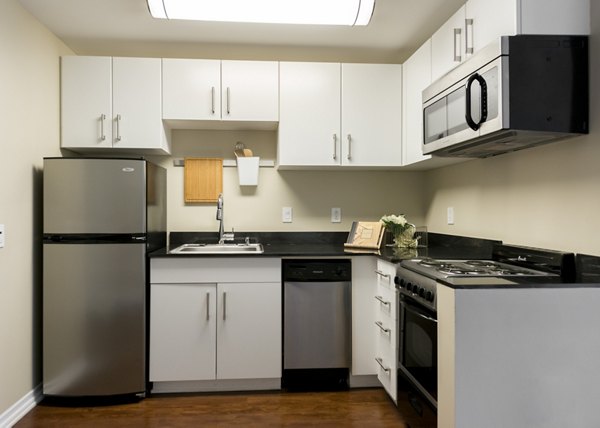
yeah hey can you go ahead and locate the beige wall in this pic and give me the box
[149,130,427,235]
[0,0,72,415]
[424,4,598,255]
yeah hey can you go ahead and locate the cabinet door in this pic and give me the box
[431,5,466,82]
[278,62,341,167]
[341,64,402,166]
[402,40,432,166]
[351,257,378,376]
[61,56,112,149]
[465,0,516,55]
[221,60,279,122]
[217,282,282,380]
[149,283,217,382]
[162,58,221,120]
[112,57,163,149]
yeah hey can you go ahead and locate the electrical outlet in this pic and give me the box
[282,207,293,223]
[447,207,455,225]
[331,208,342,223]
[0,224,4,248]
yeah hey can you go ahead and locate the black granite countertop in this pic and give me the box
[148,231,498,263]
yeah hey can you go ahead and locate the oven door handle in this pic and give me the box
[402,301,437,323]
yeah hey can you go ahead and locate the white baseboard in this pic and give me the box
[0,384,42,428]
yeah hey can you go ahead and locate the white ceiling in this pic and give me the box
[18,0,465,63]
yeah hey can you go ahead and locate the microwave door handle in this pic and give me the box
[465,73,488,131]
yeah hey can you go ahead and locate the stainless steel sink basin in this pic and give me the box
[169,243,264,255]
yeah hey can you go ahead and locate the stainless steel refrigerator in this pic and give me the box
[42,157,166,398]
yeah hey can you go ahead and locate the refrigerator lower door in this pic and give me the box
[43,243,146,397]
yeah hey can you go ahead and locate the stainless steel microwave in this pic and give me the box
[422,35,588,158]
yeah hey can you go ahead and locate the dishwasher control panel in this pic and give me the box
[283,259,351,282]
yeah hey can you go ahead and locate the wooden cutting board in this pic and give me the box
[184,158,223,203]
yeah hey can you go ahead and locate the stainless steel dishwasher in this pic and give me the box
[282,259,351,390]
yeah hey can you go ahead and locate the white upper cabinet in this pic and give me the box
[431,0,590,82]
[162,59,278,125]
[431,5,466,82]
[278,62,402,168]
[162,59,221,120]
[61,56,170,154]
[341,64,402,167]
[61,56,113,149]
[464,0,517,55]
[221,60,279,122]
[278,62,341,167]
[112,57,164,150]
[402,40,432,166]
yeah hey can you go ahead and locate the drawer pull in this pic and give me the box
[374,295,390,306]
[375,357,390,374]
[375,321,390,334]
[375,270,390,278]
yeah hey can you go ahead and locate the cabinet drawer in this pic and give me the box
[375,312,397,402]
[374,286,396,320]
[375,260,395,291]
[151,257,281,283]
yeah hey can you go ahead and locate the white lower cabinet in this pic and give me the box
[150,283,217,381]
[149,258,281,392]
[374,259,398,402]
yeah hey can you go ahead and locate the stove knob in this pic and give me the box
[406,282,413,292]
[426,291,434,301]
[418,288,425,297]
[394,276,400,285]
[399,278,406,288]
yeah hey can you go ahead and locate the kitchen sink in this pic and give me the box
[169,243,264,254]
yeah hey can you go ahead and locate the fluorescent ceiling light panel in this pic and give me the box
[147,0,375,26]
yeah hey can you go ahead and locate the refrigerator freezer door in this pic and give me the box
[43,243,146,396]
[43,158,146,234]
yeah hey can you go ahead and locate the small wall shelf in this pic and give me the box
[172,159,275,168]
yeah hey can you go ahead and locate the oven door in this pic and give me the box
[398,294,438,409]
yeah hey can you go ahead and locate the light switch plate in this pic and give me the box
[282,207,293,223]
[0,224,4,248]
[331,208,342,223]
[447,207,455,225]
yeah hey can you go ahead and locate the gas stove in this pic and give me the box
[395,244,575,312]
[403,257,557,279]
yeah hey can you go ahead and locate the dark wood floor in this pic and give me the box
[16,388,436,427]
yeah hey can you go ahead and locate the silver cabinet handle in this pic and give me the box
[333,133,337,160]
[223,291,227,321]
[465,18,474,55]
[374,295,391,306]
[375,321,391,334]
[375,270,390,279]
[375,357,390,374]
[100,114,106,141]
[206,291,210,321]
[226,87,230,115]
[211,86,215,114]
[453,28,462,62]
[115,114,122,142]
[347,134,352,160]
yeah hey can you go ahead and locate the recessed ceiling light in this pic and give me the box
[146,0,376,26]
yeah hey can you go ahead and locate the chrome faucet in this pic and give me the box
[216,193,234,244]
